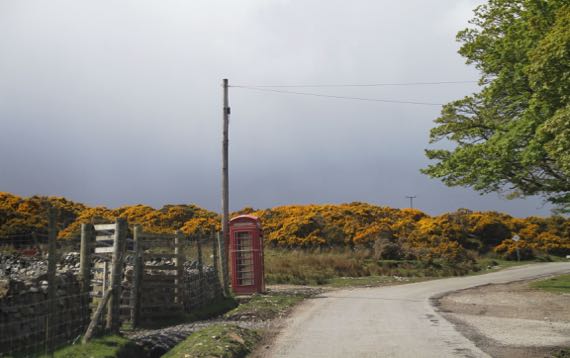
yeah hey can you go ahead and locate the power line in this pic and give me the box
[231,86,444,106]
[231,80,477,88]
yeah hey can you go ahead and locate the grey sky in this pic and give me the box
[0,0,553,217]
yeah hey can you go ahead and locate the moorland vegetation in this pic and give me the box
[2,192,568,265]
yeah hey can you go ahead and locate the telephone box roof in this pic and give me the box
[230,215,260,223]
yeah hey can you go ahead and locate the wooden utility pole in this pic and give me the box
[222,78,230,267]
[406,195,417,209]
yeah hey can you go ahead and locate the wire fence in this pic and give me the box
[0,211,229,355]
[0,291,90,357]
[0,234,80,258]
[0,227,89,357]
[131,231,227,326]
[183,235,225,310]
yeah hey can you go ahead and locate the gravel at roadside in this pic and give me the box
[436,279,570,358]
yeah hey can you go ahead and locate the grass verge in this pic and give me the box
[224,291,311,321]
[50,335,143,358]
[265,249,474,285]
[551,348,570,358]
[326,275,430,288]
[265,248,548,287]
[163,291,311,358]
[530,274,570,294]
[136,296,238,329]
[162,324,260,358]
[469,258,533,275]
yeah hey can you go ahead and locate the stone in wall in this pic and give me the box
[0,253,89,356]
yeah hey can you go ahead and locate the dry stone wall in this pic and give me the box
[0,250,225,355]
[0,253,89,356]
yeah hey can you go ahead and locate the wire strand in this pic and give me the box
[231,80,477,88]
[231,86,444,106]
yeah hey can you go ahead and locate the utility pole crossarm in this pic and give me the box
[406,195,416,209]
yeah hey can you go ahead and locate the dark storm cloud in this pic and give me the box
[0,0,553,216]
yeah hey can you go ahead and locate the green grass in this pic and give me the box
[469,258,534,275]
[185,296,239,321]
[29,297,237,357]
[49,297,239,356]
[530,274,570,293]
[264,248,555,287]
[155,293,307,357]
[136,296,238,329]
[162,324,260,358]
[550,348,570,357]
[162,291,313,357]
[265,248,481,286]
[224,292,308,321]
[326,275,431,288]
[50,335,143,358]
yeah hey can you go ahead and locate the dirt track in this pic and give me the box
[257,263,570,358]
[438,280,570,358]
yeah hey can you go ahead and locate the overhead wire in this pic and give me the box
[230,85,445,106]
[231,80,477,88]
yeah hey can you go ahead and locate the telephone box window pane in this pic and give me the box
[235,231,254,286]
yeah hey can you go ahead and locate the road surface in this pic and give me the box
[264,263,570,358]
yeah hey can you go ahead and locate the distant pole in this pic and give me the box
[406,195,416,209]
[513,234,521,262]
[222,78,230,265]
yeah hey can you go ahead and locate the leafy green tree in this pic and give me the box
[423,0,570,212]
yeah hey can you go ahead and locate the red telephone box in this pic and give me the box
[229,215,265,295]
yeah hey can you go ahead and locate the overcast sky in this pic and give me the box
[0,0,554,217]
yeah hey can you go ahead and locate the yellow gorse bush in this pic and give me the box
[1,193,569,260]
[250,203,570,260]
[0,193,218,238]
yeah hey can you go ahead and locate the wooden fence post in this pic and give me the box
[83,287,114,344]
[174,230,185,305]
[212,228,225,297]
[196,236,203,273]
[106,218,127,332]
[131,225,142,327]
[32,231,38,254]
[80,223,95,327]
[217,232,230,297]
[211,228,218,277]
[45,207,57,355]
[102,262,108,292]
[194,234,205,305]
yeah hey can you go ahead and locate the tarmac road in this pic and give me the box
[263,262,570,358]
